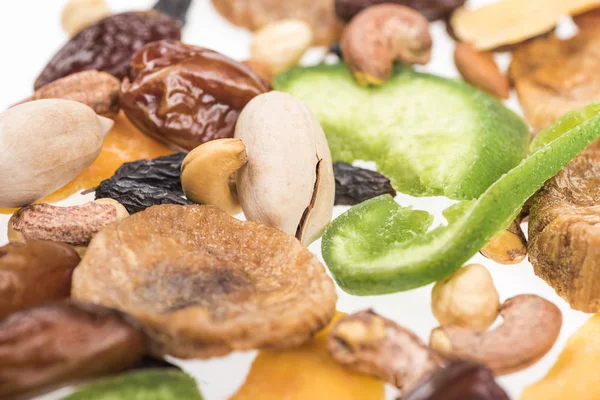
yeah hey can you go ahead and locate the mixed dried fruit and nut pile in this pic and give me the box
[4,0,600,398]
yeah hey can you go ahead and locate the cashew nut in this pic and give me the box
[431,264,500,331]
[430,294,562,375]
[181,138,248,214]
[8,199,128,256]
[61,0,111,37]
[341,4,432,86]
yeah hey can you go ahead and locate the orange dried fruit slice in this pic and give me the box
[72,204,337,359]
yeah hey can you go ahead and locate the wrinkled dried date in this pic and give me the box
[35,11,181,90]
[153,0,193,24]
[0,300,145,398]
[120,40,270,151]
[0,240,80,319]
[333,162,396,205]
[95,153,193,214]
[335,0,466,22]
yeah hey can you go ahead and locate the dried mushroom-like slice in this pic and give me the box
[211,0,342,45]
[529,140,600,312]
[72,204,337,358]
[510,30,600,132]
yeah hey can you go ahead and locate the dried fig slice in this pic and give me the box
[72,204,337,358]
[211,0,342,46]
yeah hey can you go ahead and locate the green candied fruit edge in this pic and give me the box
[322,103,600,295]
[274,63,530,201]
[62,369,204,400]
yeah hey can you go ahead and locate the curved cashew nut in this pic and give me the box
[430,294,562,375]
[341,4,432,86]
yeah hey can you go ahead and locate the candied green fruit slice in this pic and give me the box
[322,103,600,295]
[275,64,529,200]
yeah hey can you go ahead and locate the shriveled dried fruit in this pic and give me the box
[19,70,121,118]
[405,361,509,400]
[120,40,269,151]
[328,310,443,394]
[0,300,145,398]
[430,295,562,375]
[8,199,129,255]
[211,0,342,46]
[333,162,396,206]
[96,153,192,214]
[529,138,600,312]
[510,30,600,132]
[35,11,181,90]
[454,42,509,100]
[334,0,466,22]
[72,205,337,359]
[450,0,600,51]
[152,0,193,24]
[0,240,80,319]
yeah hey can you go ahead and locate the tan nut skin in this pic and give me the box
[61,0,111,37]
[181,138,248,215]
[18,70,121,118]
[341,4,432,86]
[327,310,444,394]
[430,294,562,375]
[480,219,527,265]
[8,199,129,256]
[431,264,500,331]
[234,91,335,246]
[454,42,510,99]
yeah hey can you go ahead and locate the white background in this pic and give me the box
[0,1,591,399]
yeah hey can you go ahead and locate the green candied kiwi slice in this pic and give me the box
[321,103,600,295]
[62,369,203,400]
[274,63,529,200]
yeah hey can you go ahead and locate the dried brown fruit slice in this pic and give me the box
[510,31,600,131]
[72,204,337,358]
[211,0,342,46]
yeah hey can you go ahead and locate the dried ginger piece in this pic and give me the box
[211,0,342,46]
[72,204,337,359]
[451,0,600,51]
[231,312,385,400]
[510,30,600,132]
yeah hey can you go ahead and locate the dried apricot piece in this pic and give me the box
[72,205,337,359]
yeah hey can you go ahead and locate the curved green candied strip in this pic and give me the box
[62,369,203,400]
[322,103,600,295]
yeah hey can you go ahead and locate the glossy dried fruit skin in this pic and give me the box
[95,153,192,214]
[0,241,80,319]
[35,11,181,90]
[0,300,145,398]
[72,205,337,359]
[121,40,269,151]
[405,361,509,400]
[333,162,396,205]
[335,0,466,22]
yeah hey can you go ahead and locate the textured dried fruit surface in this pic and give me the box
[510,31,600,132]
[0,240,80,319]
[231,312,385,400]
[35,11,181,89]
[72,205,337,359]
[121,40,269,151]
[529,140,600,312]
[22,70,121,117]
[0,113,173,215]
[211,0,342,45]
[333,162,396,206]
[522,314,600,400]
[334,0,466,22]
[0,300,145,398]
[450,0,600,51]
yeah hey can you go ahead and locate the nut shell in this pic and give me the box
[72,205,337,358]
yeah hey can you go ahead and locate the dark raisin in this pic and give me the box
[153,0,193,24]
[112,153,187,195]
[333,162,396,205]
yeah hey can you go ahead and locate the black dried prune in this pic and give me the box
[153,0,193,24]
[112,153,187,195]
[334,162,396,205]
[96,179,193,214]
[34,12,182,90]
